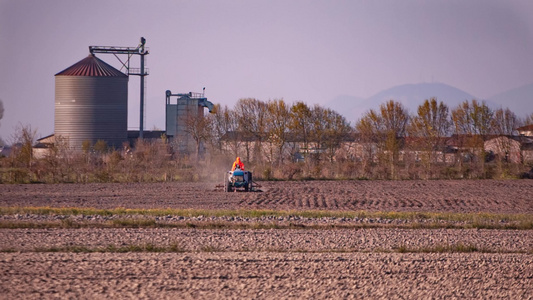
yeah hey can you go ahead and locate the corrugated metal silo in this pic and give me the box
[55,54,128,149]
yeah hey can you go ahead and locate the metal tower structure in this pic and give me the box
[89,37,149,138]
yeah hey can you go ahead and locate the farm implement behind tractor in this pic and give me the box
[216,169,262,192]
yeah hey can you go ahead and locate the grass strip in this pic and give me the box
[396,243,481,253]
[1,206,532,224]
[1,219,532,230]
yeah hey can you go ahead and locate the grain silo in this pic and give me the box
[55,54,128,149]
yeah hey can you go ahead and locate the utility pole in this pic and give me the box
[139,38,146,139]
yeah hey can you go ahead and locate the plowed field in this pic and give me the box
[1,180,532,299]
[1,179,532,213]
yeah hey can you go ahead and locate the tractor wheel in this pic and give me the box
[225,175,233,192]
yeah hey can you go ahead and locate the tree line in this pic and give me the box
[1,97,532,183]
[199,98,533,180]
[355,99,531,179]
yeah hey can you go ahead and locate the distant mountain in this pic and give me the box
[366,82,477,112]
[487,83,533,117]
[326,95,366,125]
[328,82,485,124]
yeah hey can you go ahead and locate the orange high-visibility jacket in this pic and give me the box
[231,157,245,171]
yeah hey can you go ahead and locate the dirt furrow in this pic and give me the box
[1,228,531,253]
[1,180,532,213]
[1,252,531,299]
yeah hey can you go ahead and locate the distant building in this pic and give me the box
[218,132,533,164]
[165,91,214,155]
[517,125,533,137]
[484,136,522,163]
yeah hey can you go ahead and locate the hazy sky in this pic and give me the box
[1,0,532,142]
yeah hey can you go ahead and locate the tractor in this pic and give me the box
[221,166,260,192]
[224,168,252,192]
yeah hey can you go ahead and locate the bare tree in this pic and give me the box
[289,101,312,155]
[408,98,451,175]
[209,104,239,152]
[451,100,494,176]
[524,112,533,125]
[234,98,268,162]
[472,100,494,137]
[0,99,4,146]
[491,107,520,163]
[381,100,409,178]
[356,100,409,179]
[0,99,4,124]
[265,99,291,165]
[355,109,381,175]
[11,124,37,168]
[492,107,519,136]
[308,105,330,166]
[184,113,213,162]
[322,108,352,162]
[3,124,37,182]
[451,100,493,138]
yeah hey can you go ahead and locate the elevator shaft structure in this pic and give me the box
[89,37,149,138]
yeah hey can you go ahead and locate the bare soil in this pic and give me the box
[1,179,532,213]
[2,252,531,299]
[1,180,532,299]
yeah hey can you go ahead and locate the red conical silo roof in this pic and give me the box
[55,54,127,77]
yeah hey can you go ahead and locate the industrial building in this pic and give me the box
[37,38,214,156]
[165,90,214,154]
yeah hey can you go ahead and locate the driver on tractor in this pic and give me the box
[231,157,245,171]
